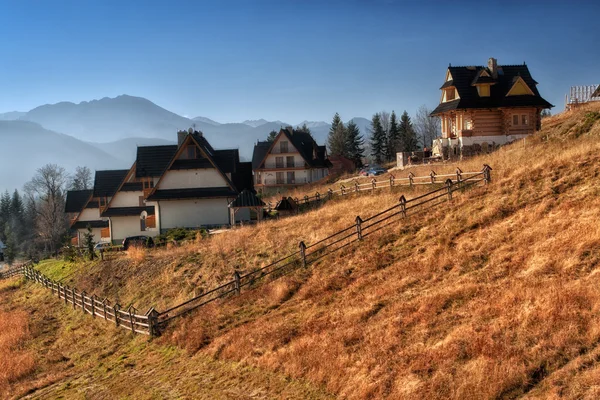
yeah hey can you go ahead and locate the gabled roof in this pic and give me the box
[228,189,265,208]
[431,62,553,115]
[592,85,600,98]
[252,128,332,170]
[93,170,129,198]
[136,145,178,178]
[65,190,93,213]
[231,162,254,192]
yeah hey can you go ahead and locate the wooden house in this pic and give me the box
[431,57,553,158]
[252,127,331,189]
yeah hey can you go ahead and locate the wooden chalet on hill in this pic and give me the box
[66,130,254,245]
[252,127,331,189]
[431,57,553,158]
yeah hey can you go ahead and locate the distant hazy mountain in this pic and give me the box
[192,116,221,126]
[242,119,288,128]
[88,137,176,165]
[22,95,192,142]
[0,111,26,121]
[0,121,125,191]
[295,120,329,129]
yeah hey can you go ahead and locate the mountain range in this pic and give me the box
[0,95,372,191]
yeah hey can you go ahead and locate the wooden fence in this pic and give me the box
[0,165,491,336]
[156,165,492,327]
[0,261,159,336]
[266,168,482,211]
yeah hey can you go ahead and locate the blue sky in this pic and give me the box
[0,0,598,123]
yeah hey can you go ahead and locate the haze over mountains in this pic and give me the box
[0,95,372,191]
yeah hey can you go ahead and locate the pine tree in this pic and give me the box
[345,120,365,168]
[370,113,386,164]
[387,111,401,161]
[266,130,278,142]
[0,190,10,242]
[298,123,312,137]
[399,111,419,152]
[328,120,347,156]
[84,224,96,260]
[4,224,17,265]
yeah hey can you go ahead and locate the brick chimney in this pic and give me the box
[488,57,498,79]
[177,130,187,147]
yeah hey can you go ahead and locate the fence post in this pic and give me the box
[71,287,76,310]
[483,164,492,184]
[355,181,359,193]
[233,271,241,295]
[299,241,307,269]
[430,170,437,184]
[356,216,363,240]
[328,188,333,200]
[341,185,346,196]
[456,167,463,186]
[128,306,135,332]
[304,195,309,205]
[81,291,87,312]
[371,179,376,194]
[102,298,108,320]
[399,195,407,218]
[316,192,320,202]
[446,179,453,200]
[114,304,121,327]
[408,172,414,187]
[147,308,159,338]
[90,294,96,318]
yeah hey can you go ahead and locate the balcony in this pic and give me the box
[260,177,308,186]
[262,161,305,169]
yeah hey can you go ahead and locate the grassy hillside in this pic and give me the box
[3,104,600,398]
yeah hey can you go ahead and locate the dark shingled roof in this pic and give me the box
[65,190,92,213]
[252,141,272,170]
[136,145,178,178]
[101,206,155,217]
[431,63,553,116]
[93,170,129,198]
[231,162,254,192]
[71,220,109,229]
[228,189,265,208]
[121,182,144,192]
[252,128,332,170]
[213,149,239,173]
[275,197,298,211]
[85,201,99,209]
[146,187,237,201]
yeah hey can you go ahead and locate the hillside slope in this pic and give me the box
[4,104,600,398]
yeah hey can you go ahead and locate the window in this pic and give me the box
[276,172,284,184]
[512,114,529,126]
[521,115,529,125]
[513,115,519,125]
[287,171,295,184]
[180,145,197,159]
[463,118,472,130]
[286,156,294,168]
[280,141,288,153]
[139,196,145,207]
[275,156,284,168]
[445,89,455,101]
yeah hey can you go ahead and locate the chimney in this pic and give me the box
[177,130,187,147]
[488,57,498,79]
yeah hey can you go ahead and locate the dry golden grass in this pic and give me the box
[25,103,600,398]
[0,310,35,397]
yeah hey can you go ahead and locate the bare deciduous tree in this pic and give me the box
[414,105,441,149]
[71,166,93,190]
[24,164,69,255]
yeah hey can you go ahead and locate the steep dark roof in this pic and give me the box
[85,201,99,209]
[275,197,297,211]
[146,187,237,201]
[136,145,178,178]
[71,220,109,229]
[229,189,265,208]
[121,182,144,191]
[231,162,254,192]
[431,63,553,115]
[252,128,331,170]
[65,190,92,213]
[170,158,214,170]
[213,149,239,173]
[93,170,129,198]
[101,206,155,217]
[252,141,272,170]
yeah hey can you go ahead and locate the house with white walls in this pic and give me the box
[252,127,331,189]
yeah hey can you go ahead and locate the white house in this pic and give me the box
[252,127,331,189]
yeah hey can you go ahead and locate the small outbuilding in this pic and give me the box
[228,189,265,226]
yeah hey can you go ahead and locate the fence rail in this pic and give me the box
[266,168,482,211]
[0,165,492,336]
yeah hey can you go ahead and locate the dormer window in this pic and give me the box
[477,85,490,97]
[444,88,456,102]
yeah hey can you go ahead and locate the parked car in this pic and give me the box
[366,165,386,176]
[358,167,369,176]
[122,235,154,250]
[94,242,112,252]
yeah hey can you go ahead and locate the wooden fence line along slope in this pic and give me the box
[156,165,492,327]
[0,261,159,336]
[0,165,492,336]
[265,168,480,210]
